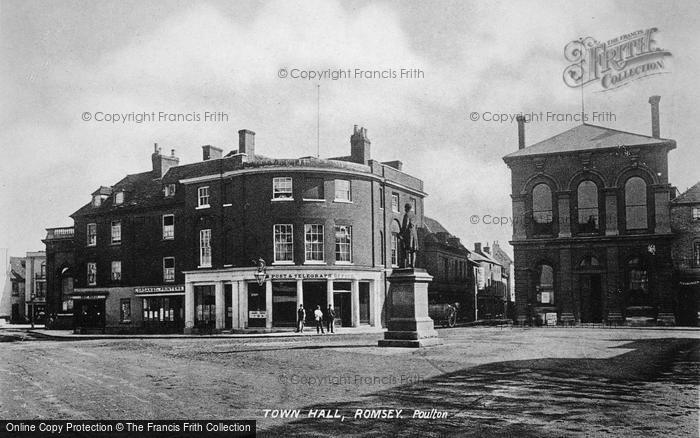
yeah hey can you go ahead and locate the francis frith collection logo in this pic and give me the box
[563,28,672,91]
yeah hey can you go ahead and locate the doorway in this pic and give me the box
[302,282,327,324]
[333,292,352,327]
[272,282,297,327]
[580,274,603,323]
[248,283,266,328]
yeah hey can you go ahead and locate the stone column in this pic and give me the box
[369,280,378,327]
[351,279,360,327]
[559,248,574,321]
[215,281,225,330]
[557,191,572,238]
[239,281,248,329]
[604,187,619,236]
[184,282,194,334]
[265,280,273,329]
[326,278,334,307]
[231,281,240,329]
[511,195,527,240]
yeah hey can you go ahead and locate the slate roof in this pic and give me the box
[672,182,700,204]
[72,171,169,217]
[503,123,674,160]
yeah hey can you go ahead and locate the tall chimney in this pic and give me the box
[483,245,490,254]
[475,242,482,253]
[238,129,256,158]
[202,145,223,161]
[350,125,371,165]
[151,144,179,178]
[516,115,525,149]
[649,95,660,138]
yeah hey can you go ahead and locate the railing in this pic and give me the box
[45,227,74,240]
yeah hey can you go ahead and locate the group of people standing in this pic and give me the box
[296,304,336,334]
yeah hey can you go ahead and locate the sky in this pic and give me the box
[1,0,698,257]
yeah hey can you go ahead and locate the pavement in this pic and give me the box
[0,326,697,437]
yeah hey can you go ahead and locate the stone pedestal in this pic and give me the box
[378,268,442,348]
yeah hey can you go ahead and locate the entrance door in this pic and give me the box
[333,292,352,327]
[74,299,106,332]
[580,274,603,323]
[248,283,266,327]
[302,282,327,324]
[677,286,699,326]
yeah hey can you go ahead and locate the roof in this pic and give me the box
[469,250,501,266]
[423,216,450,234]
[672,182,700,205]
[9,257,25,280]
[503,123,674,160]
[73,171,169,217]
[419,216,470,254]
[91,186,113,196]
[161,155,370,184]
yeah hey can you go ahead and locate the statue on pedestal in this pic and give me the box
[394,203,419,268]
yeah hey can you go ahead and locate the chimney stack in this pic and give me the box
[516,115,526,149]
[202,145,223,161]
[475,242,482,253]
[151,143,179,178]
[350,125,371,165]
[238,130,256,158]
[483,245,490,254]
[649,95,661,138]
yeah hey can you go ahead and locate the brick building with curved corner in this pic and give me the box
[503,96,677,326]
[52,126,426,334]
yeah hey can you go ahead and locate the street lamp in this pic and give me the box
[253,258,267,286]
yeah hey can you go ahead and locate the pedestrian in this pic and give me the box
[314,305,324,334]
[325,304,336,333]
[296,304,306,333]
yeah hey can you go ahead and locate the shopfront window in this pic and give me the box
[272,282,297,327]
[194,286,215,327]
[120,299,131,323]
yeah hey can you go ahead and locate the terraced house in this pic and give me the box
[47,126,426,333]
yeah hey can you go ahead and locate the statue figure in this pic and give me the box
[394,203,419,268]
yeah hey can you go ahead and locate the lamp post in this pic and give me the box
[30,293,35,329]
[253,258,267,287]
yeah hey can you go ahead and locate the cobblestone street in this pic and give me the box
[0,327,697,437]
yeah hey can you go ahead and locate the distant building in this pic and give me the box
[24,251,46,324]
[43,227,75,329]
[503,96,676,326]
[9,257,26,323]
[488,241,514,319]
[417,217,475,320]
[470,243,505,319]
[670,182,700,326]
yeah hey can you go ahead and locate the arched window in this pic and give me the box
[577,180,599,233]
[532,184,553,235]
[625,177,648,230]
[627,257,650,306]
[536,263,554,304]
[579,256,600,268]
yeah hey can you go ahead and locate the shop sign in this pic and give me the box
[545,312,558,326]
[70,295,107,300]
[268,272,352,280]
[540,292,551,304]
[134,285,185,294]
[249,311,267,319]
[679,280,699,286]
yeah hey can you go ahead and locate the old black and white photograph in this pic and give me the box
[0,0,698,437]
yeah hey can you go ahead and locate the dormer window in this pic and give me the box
[114,191,124,205]
[164,184,176,197]
[92,196,102,207]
